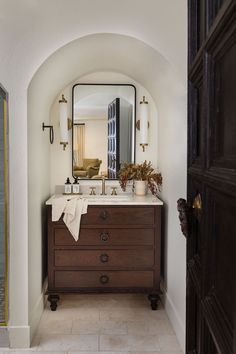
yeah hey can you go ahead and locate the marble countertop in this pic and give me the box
[46,193,163,206]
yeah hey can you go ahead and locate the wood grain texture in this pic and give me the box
[187,0,236,353]
[54,249,154,268]
[54,270,154,289]
[54,227,155,246]
[80,206,155,225]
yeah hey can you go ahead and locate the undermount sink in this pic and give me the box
[85,195,131,202]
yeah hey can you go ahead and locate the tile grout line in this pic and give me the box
[70,318,73,335]
[14,295,181,353]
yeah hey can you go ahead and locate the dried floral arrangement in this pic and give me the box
[118,160,162,197]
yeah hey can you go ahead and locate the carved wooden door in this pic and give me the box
[187,1,236,353]
[107,98,120,179]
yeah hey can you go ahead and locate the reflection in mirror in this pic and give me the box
[72,84,136,179]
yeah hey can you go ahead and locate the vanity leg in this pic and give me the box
[148,294,159,310]
[48,294,60,311]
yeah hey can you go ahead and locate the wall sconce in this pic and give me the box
[42,122,54,144]
[59,94,72,150]
[136,96,149,152]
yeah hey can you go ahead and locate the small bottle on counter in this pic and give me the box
[64,177,72,194]
[72,177,80,194]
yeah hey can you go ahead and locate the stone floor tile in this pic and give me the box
[126,321,149,335]
[38,334,98,351]
[147,319,174,335]
[158,335,182,352]
[100,334,160,351]
[72,319,127,335]
[69,352,129,354]
[131,352,183,354]
[100,307,167,322]
[38,317,72,335]
[45,307,100,322]
[8,352,66,354]
[31,294,181,353]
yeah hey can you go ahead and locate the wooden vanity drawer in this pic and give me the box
[47,203,162,309]
[55,249,154,268]
[81,206,155,225]
[54,227,154,246]
[54,270,154,288]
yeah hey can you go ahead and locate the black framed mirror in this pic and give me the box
[72,83,136,179]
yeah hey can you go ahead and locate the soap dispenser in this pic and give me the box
[64,177,72,194]
[72,177,80,194]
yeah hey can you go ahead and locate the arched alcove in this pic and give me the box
[27,33,186,349]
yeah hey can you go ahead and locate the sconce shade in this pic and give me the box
[59,94,68,149]
[139,96,149,149]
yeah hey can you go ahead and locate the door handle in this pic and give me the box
[100,232,109,242]
[177,193,202,238]
[100,275,109,284]
[100,254,109,263]
[192,193,202,211]
[100,210,108,220]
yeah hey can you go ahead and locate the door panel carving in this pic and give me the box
[187,1,236,352]
[209,39,236,172]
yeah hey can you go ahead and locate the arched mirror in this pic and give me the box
[72,84,136,179]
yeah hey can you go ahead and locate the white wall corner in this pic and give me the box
[161,287,186,352]
[8,325,30,348]
[29,279,47,344]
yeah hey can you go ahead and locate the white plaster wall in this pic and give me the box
[29,35,187,351]
[50,72,158,193]
[0,0,187,349]
[27,80,52,341]
[158,93,187,345]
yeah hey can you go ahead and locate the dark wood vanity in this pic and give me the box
[46,204,162,310]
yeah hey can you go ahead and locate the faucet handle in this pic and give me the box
[100,175,107,195]
[89,187,96,195]
[111,187,117,196]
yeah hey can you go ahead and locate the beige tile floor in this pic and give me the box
[0,294,183,353]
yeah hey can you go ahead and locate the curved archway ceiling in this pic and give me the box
[0,0,186,88]
[29,33,185,111]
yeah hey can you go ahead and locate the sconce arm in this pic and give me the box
[42,122,54,144]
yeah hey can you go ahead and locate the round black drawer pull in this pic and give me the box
[100,275,109,284]
[100,210,108,220]
[100,254,109,263]
[100,232,109,242]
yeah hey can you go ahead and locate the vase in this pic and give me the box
[134,180,147,196]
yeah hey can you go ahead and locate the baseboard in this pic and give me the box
[8,325,30,348]
[29,295,44,344]
[29,279,48,344]
[161,287,185,352]
[0,327,9,347]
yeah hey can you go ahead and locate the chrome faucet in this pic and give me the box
[101,176,107,195]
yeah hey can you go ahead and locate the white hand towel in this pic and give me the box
[63,198,88,241]
[51,196,69,221]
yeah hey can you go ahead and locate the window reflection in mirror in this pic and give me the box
[72,84,136,179]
